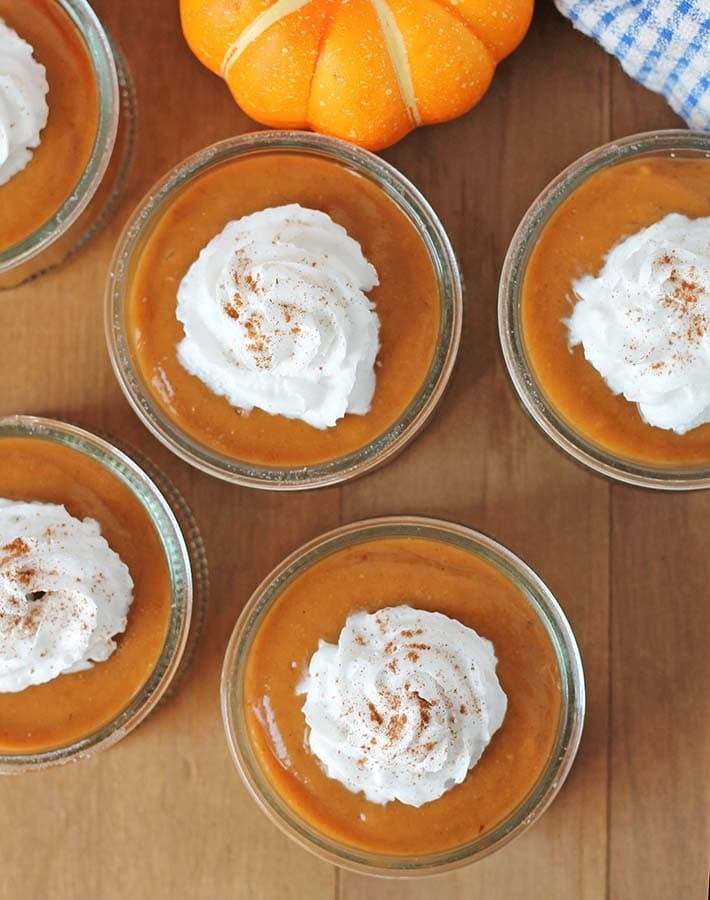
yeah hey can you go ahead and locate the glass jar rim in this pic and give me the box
[221,516,585,876]
[0,415,194,772]
[498,129,710,490]
[0,0,119,274]
[105,130,463,490]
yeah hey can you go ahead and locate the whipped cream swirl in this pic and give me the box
[0,500,134,693]
[297,605,507,807]
[176,204,380,430]
[566,213,710,434]
[0,19,49,187]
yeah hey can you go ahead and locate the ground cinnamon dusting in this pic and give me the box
[0,537,29,567]
[649,258,707,368]
[368,702,383,726]
[224,297,242,319]
[624,254,709,372]
[13,568,36,586]
[663,265,706,347]
[243,313,273,369]
[225,255,314,370]
[386,713,407,744]
[414,692,432,727]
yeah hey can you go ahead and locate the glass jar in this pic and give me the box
[0,416,206,772]
[499,130,710,489]
[105,131,463,490]
[0,0,135,290]
[221,516,585,875]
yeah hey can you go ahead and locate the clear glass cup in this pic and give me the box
[221,516,585,876]
[499,129,710,490]
[106,131,463,490]
[0,0,135,290]
[0,415,206,773]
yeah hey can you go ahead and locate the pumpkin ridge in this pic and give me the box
[305,1,338,130]
[367,0,422,127]
[430,0,491,54]
[220,0,314,78]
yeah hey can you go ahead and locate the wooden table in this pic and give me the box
[1,2,708,898]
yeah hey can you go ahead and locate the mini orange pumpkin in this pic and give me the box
[180,0,534,150]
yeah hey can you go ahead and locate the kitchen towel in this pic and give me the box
[555,0,709,129]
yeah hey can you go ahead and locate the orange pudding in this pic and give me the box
[0,0,99,252]
[0,435,172,754]
[239,532,564,858]
[521,155,710,467]
[126,151,442,469]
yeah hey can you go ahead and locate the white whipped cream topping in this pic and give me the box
[0,500,134,693]
[566,213,710,434]
[0,19,49,187]
[176,204,380,430]
[297,605,507,807]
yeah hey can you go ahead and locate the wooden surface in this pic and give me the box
[1,2,708,898]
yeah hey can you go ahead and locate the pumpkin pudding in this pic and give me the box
[0,0,98,252]
[500,132,710,487]
[222,519,584,873]
[108,132,462,488]
[0,0,132,289]
[0,418,196,767]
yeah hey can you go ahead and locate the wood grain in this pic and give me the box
[607,68,710,900]
[0,2,706,899]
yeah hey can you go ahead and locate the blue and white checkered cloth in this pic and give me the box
[555,0,710,129]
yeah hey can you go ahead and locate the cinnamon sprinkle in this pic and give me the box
[243,313,273,369]
[624,253,708,374]
[0,537,29,567]
[386,713,407,743]
[224,297,242,320]
[368,702,383,726]
[13,568,36,586]
[414,692,432,727]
